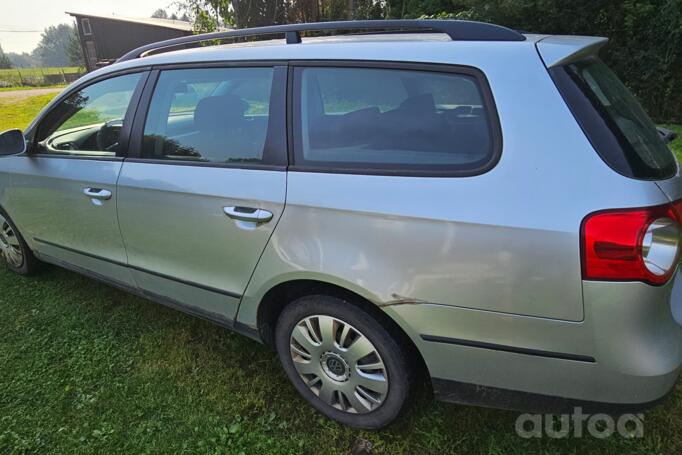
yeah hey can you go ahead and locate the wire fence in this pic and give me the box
[0,67,85,88]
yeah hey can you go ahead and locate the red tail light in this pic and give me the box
[581,200,682,285]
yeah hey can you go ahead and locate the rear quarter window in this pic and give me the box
[292,64,501,176]
[550,57,676,180]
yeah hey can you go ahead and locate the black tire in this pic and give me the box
[275,294,414,429]
[0,207,40,275]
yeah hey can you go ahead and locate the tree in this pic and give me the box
[385,0,461,19]
[317,0,353,21]
[175,0,387,29]
[175,0,230,31]
[231,0,286,27]
[152,8,169,19]
[7,52,38,68]
[66,25,84,68]
[287,0,321,22]
[32,24,75,67]
[0,44,12,69]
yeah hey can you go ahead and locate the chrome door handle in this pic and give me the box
[223,206,273,223]
[83,187,112,200]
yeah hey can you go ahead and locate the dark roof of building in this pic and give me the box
[66,11,194,32]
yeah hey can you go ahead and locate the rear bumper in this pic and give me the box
[382,271,682,410]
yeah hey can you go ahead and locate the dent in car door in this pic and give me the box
[116,65,287,323]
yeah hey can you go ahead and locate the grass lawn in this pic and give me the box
[0,67,83,91]
[0,94,57,132]
[0,67,81,77]
[1,94,682,453]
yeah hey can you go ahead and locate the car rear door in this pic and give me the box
[3,71,148,286]
[116,64,287,323]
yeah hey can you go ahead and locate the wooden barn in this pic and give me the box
[66,11,195,71]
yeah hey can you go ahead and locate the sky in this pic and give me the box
[0,0,175,53]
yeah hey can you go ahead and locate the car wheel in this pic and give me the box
[0,209,39,275]
[275,294,413,429]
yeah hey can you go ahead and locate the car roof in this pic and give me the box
[85,32,546,77]
[67,29,607,93]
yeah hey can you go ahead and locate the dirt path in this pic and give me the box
[0,87,64,100]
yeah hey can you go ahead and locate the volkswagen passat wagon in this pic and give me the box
[1,20,681,429]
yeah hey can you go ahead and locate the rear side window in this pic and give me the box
[142,67,273,164]
[551,57,676,180]
[292,65,499,175]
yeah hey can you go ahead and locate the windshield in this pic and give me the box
[554,57,676,180]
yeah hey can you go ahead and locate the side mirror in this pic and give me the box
[0,129,27,156]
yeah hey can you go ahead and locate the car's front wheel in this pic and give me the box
[0,209,39,275]
[275,294,413,429]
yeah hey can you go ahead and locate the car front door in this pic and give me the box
[116,65,287,323]
[4,71,148,286]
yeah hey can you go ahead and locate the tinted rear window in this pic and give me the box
[292,66,499,175]
[551,57,676,180]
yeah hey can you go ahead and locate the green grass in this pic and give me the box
[2,94,682,453]
[0,94,57,132]
[0,67,81,77]
[3,267,682,454]
[0,67,83,90]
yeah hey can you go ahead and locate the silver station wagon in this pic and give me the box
[1,20,681,429]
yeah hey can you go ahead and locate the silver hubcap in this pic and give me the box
[289,315,388,414]
[0,215,23,268]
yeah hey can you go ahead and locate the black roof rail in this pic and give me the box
[117,19,526,63]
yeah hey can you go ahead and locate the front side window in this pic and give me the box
[293,66,497,174]
[35,73,142,156]
[142,67,274,164]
